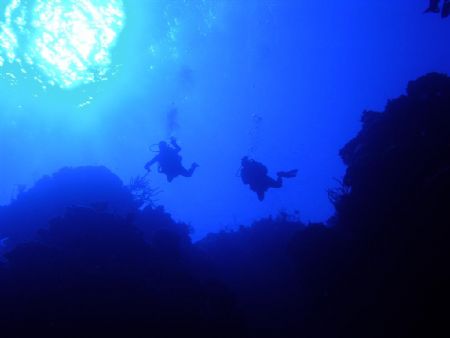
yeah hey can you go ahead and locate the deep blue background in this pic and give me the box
[1,1,449,238]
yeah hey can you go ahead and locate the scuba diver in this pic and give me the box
[240,156,298,201]
[145,137,199,182]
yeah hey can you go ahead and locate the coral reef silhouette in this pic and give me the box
[0,73,449,337]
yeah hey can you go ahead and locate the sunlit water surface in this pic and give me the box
[0,0,125,89]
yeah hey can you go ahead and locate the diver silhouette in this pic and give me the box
[145,137,198,182]
[240,156,297,201]
[424,0,441,13]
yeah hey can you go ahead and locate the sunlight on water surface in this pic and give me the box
[0,0,125,89]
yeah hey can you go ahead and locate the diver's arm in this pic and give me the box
[145,155,159,171]
[170,137,181,153]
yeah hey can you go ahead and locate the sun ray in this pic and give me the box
[0,0,125,89]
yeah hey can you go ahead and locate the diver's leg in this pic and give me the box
[268,176,283,189]
[179,167,191,177]
[179,163,198,177]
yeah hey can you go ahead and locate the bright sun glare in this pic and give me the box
[0,0,125,89]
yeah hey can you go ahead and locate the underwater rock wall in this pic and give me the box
[0,73,449,337]
[0,166,138,248]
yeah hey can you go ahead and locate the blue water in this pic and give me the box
[1,0,449,238]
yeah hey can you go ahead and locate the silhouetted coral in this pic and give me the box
[0,166,139,248]
[0,207,244,337]
[0,73,449,337]
[296,72,450,337]
[128,173,160,208]
[199,214,304,336]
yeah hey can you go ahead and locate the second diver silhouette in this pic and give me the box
[240,156,298,201]
[145,137,199,182]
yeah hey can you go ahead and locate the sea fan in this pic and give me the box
[128,174,161,208]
